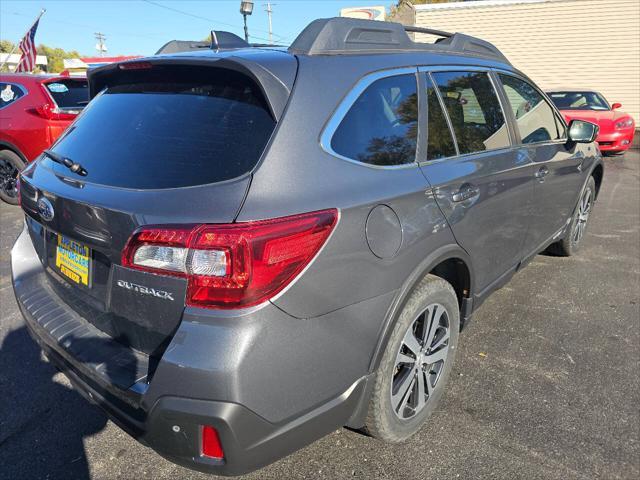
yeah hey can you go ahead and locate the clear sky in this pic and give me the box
[0,0,389,56]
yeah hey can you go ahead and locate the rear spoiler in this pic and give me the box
[87,56,293,122]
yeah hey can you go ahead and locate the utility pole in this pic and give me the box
[264,2,275,44]
[94,32,107,57]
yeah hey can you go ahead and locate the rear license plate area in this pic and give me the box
[54,234,92,287]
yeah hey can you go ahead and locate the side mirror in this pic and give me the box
[612,102,622,110]
[568,119,598,143]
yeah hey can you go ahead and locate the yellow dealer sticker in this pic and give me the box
[55,235,90,286]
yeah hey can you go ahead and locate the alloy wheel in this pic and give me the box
[0,158,19,200]
[390,303,451,420]
[573,186,593,245]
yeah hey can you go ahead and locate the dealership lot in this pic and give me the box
[0,151,638,480]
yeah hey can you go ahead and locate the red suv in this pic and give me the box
[0,73,88,204]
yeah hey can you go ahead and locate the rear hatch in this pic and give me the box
[19,58,291,361]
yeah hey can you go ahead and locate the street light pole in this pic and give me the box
[240,1,254,43]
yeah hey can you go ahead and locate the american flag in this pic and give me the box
[15,19,40,73]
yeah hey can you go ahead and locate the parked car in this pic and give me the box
[0,73,88,204]
[12,18,603,476]
[547,90,635,155]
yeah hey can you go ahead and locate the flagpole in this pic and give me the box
[0,8,46,72]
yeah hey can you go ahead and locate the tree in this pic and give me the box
[37,44,81,73]
[0,39,81,72]
[0,40,15,53]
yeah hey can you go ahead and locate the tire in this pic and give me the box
[0,149,25,205]
[548,176,596,257]
[364,274,460,442]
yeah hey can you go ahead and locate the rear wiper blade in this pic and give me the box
[43,149,88,176]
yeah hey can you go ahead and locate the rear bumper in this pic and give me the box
[11,224,382,475]
[597,129,635,152]
[22,325,368,475]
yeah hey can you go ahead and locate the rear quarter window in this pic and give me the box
[0,83,26,109]
[330,73,418,166]
[45,66,276,189]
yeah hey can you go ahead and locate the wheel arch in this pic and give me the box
[368,244,475,374]
[0,140,28,164]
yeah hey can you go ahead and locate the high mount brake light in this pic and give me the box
[118,61,153,70]
[122,209,338,309]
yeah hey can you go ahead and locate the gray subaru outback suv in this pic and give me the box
[11,18,602,475]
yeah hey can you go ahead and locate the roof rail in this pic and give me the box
[288,17,509,64]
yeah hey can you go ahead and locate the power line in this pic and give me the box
[141,0,287,43]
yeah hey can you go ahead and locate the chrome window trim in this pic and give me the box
[494,70,569,147]
[319,67,421,171]
[420,67,514,164]
[0,82,28,110]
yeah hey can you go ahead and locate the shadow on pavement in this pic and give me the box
[0,326,136,480]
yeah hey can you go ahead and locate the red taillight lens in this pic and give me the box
[122,209,338,309]
[201,425,224,460]
[27,84,78,121]
[27,103,77,121]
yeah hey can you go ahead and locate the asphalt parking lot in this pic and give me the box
[1,150,638,480]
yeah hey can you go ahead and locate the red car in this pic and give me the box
[0,73,88,204]
[547,90,635,155]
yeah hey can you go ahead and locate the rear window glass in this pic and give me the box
[45,66,275,189]
[46,79,88,111]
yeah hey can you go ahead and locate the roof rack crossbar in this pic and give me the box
[288,17,509,64]
[403,25,453,38]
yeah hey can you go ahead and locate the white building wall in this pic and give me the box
[415,0,640,123]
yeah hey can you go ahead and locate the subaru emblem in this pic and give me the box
[37,197,55,221]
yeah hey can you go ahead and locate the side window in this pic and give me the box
[0,83,26,109]
[499,74,562,144]
[426,76,456,160]
[431,71,510,155]
[331,74,418,166]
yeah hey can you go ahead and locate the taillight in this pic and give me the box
[27,102,77,121]
[122,209,338,309]
[27,84,77,121]
[201,426,224,460]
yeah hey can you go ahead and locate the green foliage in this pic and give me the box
[37,44,81,73]
[0,39,81,73]
[0,40,15,53]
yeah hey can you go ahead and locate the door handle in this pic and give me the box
[451,184,480,202]
[534,166,549,180]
